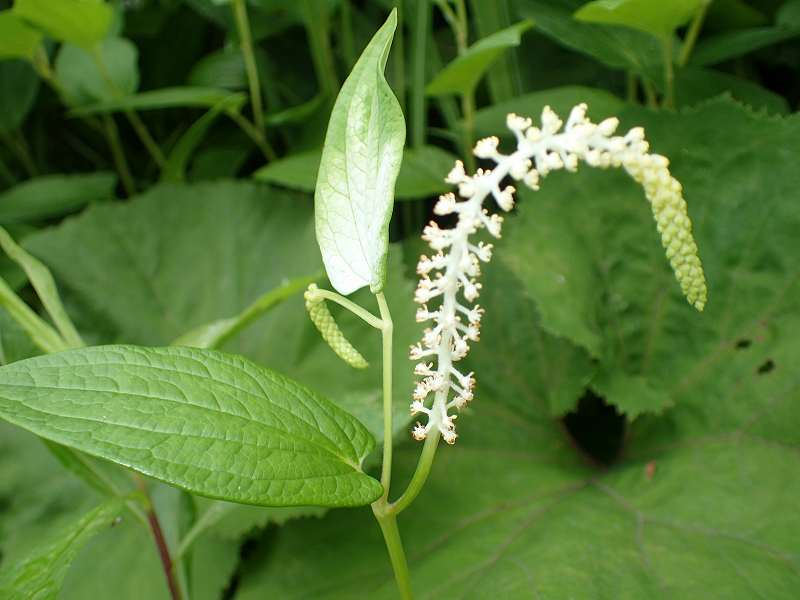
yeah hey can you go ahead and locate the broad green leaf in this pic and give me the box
[70,86,245,116]
[315,9,405,295]
[0,498,124,600]
[575,0,704,39]
[13,0,112,49]
[0,12,42,60]
[0,172,116,224]
[172,274,318,348]
[472,85,624,138]
[55,37,139,107]
[0,344,383,507]
[501,98,798,417]
[161,95,248,183]
[255,145,457,200]
[690,26,800,66]
[0,227,82,348]
[0,59,40,133]
[425,20,534,96]
[516,0,663,81]
[674,67,789,113]
[236,103,800,594]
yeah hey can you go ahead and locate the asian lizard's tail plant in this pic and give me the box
[304,11,706,599]
[0,11,707,600]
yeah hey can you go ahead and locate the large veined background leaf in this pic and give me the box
[229,98,800,598]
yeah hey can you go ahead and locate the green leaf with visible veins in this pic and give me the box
[501,98,800,417]
[426,20,534,97]
[315,9,405,295]
[233,97,800,599]
[0,497,124,600]
[0,345,383,507]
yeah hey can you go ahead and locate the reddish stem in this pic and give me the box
[146,508,182,600]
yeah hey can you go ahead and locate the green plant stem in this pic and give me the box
[306,287,385,330]
[376,292,394,496]
[232,0,266,135]
[662,36,675,109]
[301,0,339,98]
[227,110,277,161]
[0,153,16,185]
[393,0,407,114]
[0,131,38,177]
[372,510,413,600]
[642,78,658,108]
[461,91,477,171]
[124,110,166,167]
[340,0,356,68]
[101,115,136,197]
[453,0,469,54]
[90,49,167,168]
[410,0,429,148]
[216,274,320,347]
[678,2,709,67]
[626,71,637,103]
[389,430,440,515]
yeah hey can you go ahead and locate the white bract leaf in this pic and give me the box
[314,10,406,295]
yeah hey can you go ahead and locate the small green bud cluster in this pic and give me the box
[624,150,707,310]
[304,284,369,369]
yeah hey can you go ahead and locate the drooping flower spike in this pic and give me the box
[410,103,707,444]
[305,284,369,369]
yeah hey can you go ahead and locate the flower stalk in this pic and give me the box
[409,103,707,444]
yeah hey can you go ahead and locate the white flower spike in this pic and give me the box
[410,103,707,444]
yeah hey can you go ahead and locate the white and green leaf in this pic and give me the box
[314,9,405,295]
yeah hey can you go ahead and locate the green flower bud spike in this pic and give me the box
[304,284,369,369]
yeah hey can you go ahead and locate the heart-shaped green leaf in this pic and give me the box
[0,345,383,507]
[314,9,405,295]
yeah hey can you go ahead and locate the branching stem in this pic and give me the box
[232,0,266,135]
[306,287,384,330]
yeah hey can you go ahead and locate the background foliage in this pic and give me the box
[0,0,798,598]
